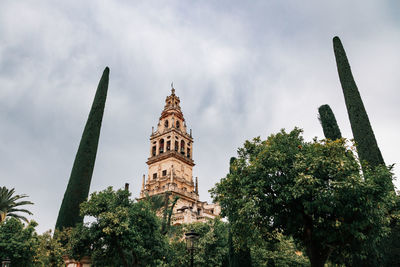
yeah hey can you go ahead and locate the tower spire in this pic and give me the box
[171,82,175,95]
[142,87,194,199]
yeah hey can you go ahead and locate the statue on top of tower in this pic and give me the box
[171,82,175,95]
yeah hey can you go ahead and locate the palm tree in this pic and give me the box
[144,192,166,212]
[0,186,33,223]
[143,192,179,234]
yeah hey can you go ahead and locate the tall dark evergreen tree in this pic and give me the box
[56,67,110,230]
[318,104,342,140]
[333,37,395,267]
[333,36,384,168]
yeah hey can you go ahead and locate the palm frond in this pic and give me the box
[10,200,34,207]
[7,213,30,223]
[144,193,167,212]
[0,186,33,223]
[8,208,33,215]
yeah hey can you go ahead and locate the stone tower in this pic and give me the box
[140,87,220,224]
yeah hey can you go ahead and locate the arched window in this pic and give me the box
[176,121,180,129]
[166,140,171,151]
[175,141,179,151]
[180,140,185,154]
[159,139,164,153]
[164,120,169,128]
[187,148,190,158]
[152,146,156,156]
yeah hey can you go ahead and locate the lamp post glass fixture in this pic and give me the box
[185,229,200,267]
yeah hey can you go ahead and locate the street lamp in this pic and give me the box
[185,229,200,267]
[1,259,11,267]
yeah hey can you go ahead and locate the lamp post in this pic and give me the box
[185,229,199,267]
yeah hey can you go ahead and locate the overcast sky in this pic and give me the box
[1,0,399,233]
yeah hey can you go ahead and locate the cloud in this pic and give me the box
[1,0,399,233]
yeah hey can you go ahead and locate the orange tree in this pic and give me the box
[0,218,38,266]
[211,128,394,267]
[65,187,168,267]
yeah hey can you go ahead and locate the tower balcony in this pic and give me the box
[147,150,195,166]
[141,182,199,201]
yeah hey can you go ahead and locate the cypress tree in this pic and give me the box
[333,36,384,168]
[55,67,110,230]
[318,104,342,140]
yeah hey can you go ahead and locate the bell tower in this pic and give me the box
[140,87,199,203]
[140,86,220,224]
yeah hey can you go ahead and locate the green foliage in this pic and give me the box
[325,165,395,266]
[143,192,180,235]
[34,230,65,267]
[333,37,396,265]
[56,67,110,230]
[227,157,253,267]
[228,229,252,267]
[161,194,179,235]
[0,186,33,223]
[65,187,168,267]
[333,36,384,169]
[318,104,342,140]
[167,219,229,267]
[0,218,38,266]
[211,128,394,267]
[168,218,307,267]
[376,193,400,267]
[144,193,166,212]
[251,233,309,267]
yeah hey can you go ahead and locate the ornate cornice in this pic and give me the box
[146,150,195,166]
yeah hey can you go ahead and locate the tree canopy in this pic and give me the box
[65,187,168,267]
[0,218,38,266]
[211,128,394,267]
[167,219,229,267]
